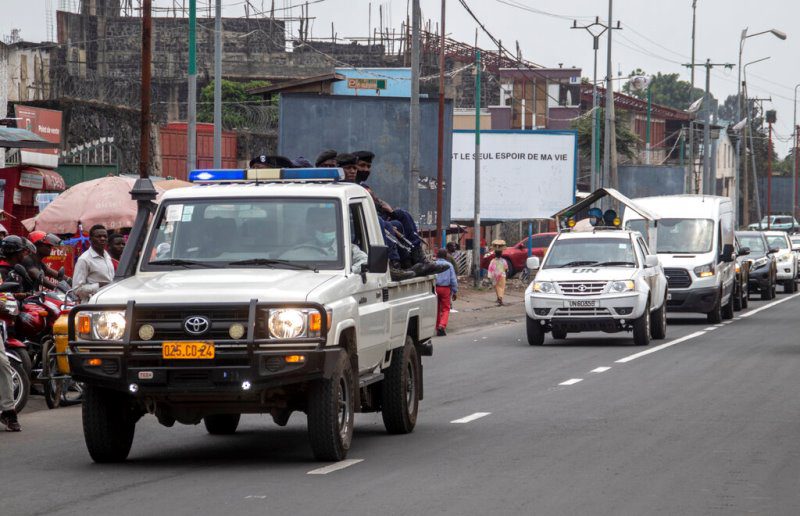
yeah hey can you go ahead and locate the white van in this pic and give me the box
[623,195,736,323]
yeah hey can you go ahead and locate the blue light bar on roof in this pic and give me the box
[189,167,345,183]
[189,169,246,182]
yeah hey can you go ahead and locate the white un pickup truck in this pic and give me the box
[67,168,437,463]
[524,228,668,347]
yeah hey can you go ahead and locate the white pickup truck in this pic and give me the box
[67,169,437,463]
[524,229,668,346]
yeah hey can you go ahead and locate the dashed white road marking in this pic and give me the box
[307,459,364,475]
[714,324,725,327]
[451,412,491,424]
[245,495,267,499]
[615,331,707,364]
[723,320,734,324]
[559,378,583,386]
[740,292,800,318]
[704,326,718,331]
[591,367,611,373]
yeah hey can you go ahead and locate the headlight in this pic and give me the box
[752,257,768,269]
[532,281,555,294]
[1,300,19,316]
[77,311,126,341]
[694,263,715,278]
[735,263,741,273]
[779,254,792,262]
[609,280,635,293]
[266,308,331,339]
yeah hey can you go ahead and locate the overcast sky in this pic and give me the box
[4,0,798,152]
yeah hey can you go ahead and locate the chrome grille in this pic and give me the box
[554,307,613,317]
[557,281,607,296]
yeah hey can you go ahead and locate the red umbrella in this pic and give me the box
[23,176,191,233]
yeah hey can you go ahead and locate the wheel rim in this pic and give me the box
[11,367,23,408]
[405,361,416,414]
[337,377,351,441]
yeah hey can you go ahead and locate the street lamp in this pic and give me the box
[743,56,771,229]
[735,27,786,226]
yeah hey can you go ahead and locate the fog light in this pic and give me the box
[242,380,252,391]
[129,383,139,393]
[229,323,245,340]
[86,358,103,367]
[285,354,306,363]
[534,308,550,316]
[615,307,633,316]
[138,324,155,341]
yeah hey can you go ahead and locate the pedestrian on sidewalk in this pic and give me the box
[0,338,21,431]
[434,248,458,336]
[488,242,509,306]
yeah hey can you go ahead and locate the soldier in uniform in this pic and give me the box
[315,149,338,168]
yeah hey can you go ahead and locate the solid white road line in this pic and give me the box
[615,331,707,364]
[558,378,583,386]
[740,292,800,318]
[307,459,364,475]
[591,367,611,373]
[451,412,492,424]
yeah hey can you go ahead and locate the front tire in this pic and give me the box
[733,284,743,311]
[721,293,734,320]
[551,328,567,340]
[632,302,651,346]
[650,299,667,340]
[204,414,240,435]
[9,358,29,414]
[783,279,795,293]
[526,316,545,346]
[82,386,136,463]
[381,337,420,435]
[308,354,355,462]
[707,291,723,323]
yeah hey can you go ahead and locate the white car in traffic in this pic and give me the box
[524,229,668,347]
[764,231,798,292]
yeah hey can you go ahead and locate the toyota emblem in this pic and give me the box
[577,284,587,292]
[184,316,210,336]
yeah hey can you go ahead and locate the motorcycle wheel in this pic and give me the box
[43,339,63,410]
[60,380,84,406]
[10,359,30,413]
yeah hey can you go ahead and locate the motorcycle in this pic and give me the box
[0,283,30,413]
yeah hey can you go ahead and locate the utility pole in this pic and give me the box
[766,110,776,228]
[139,0,153,179]
[683,59,734,194]
[435,0,446,248]
[473,50,481,288]
[603,0,618,190]
[571,17,619,191]
[213,0,222,168]
[187,0,197,173]
[690,0,698,92]
[409,0,421,221]
[793,83,800,221]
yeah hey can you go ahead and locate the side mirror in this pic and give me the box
[738,246,751,257]
[526,256,540,270]
[768,247,779,255]
[720,243,735,263]
[644,255,659,268]
[367,245,389,274]
[0,282,19,293]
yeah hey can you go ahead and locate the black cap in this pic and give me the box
[249,155,294,168]
[354,150,375,163]
[292,156,313,168]
[336,153,358,167]
[315,149,338,166]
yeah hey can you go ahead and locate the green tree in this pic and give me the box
[198,80,271,129]
[622,71,708,111]
[573,108,640,172]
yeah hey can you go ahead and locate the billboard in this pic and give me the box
[451,130,577,220]
[13,105,62,168]
[332,68,412,97]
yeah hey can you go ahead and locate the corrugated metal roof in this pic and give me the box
[0,127,59,149]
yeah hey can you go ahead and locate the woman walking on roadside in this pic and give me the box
[488,240,509,306]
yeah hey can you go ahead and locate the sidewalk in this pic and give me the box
[445,277,528,335]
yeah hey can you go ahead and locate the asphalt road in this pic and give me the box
[4,291,800,515]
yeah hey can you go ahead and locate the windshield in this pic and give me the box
[737,235,766,254]
[626,218,714,254]
[543,237,637,269]
[142,198,343,270]
[766,235,789,250]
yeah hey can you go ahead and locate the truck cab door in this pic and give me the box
[348,200,390,373]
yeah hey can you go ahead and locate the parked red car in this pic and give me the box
[480,232,557,276]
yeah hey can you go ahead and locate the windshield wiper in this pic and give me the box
[228,258,318,272]
[595,261,636,267]
[148,258,215,268]
[558,260,598,268]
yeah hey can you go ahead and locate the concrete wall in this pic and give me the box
[278,93,453,229]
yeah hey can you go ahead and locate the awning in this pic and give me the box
[0,127,59,149]
[20,167,67,192]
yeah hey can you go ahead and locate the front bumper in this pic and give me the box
[67,300,336,395]
[527,292,646,332]
[775,260,795,280]
[666,286,719,313]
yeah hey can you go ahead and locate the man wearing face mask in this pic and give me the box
[353,150,374,184]
[289,207,368,274]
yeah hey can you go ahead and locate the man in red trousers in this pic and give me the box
[434,248,458,336]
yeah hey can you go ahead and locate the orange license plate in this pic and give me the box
[162,342,215,359]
